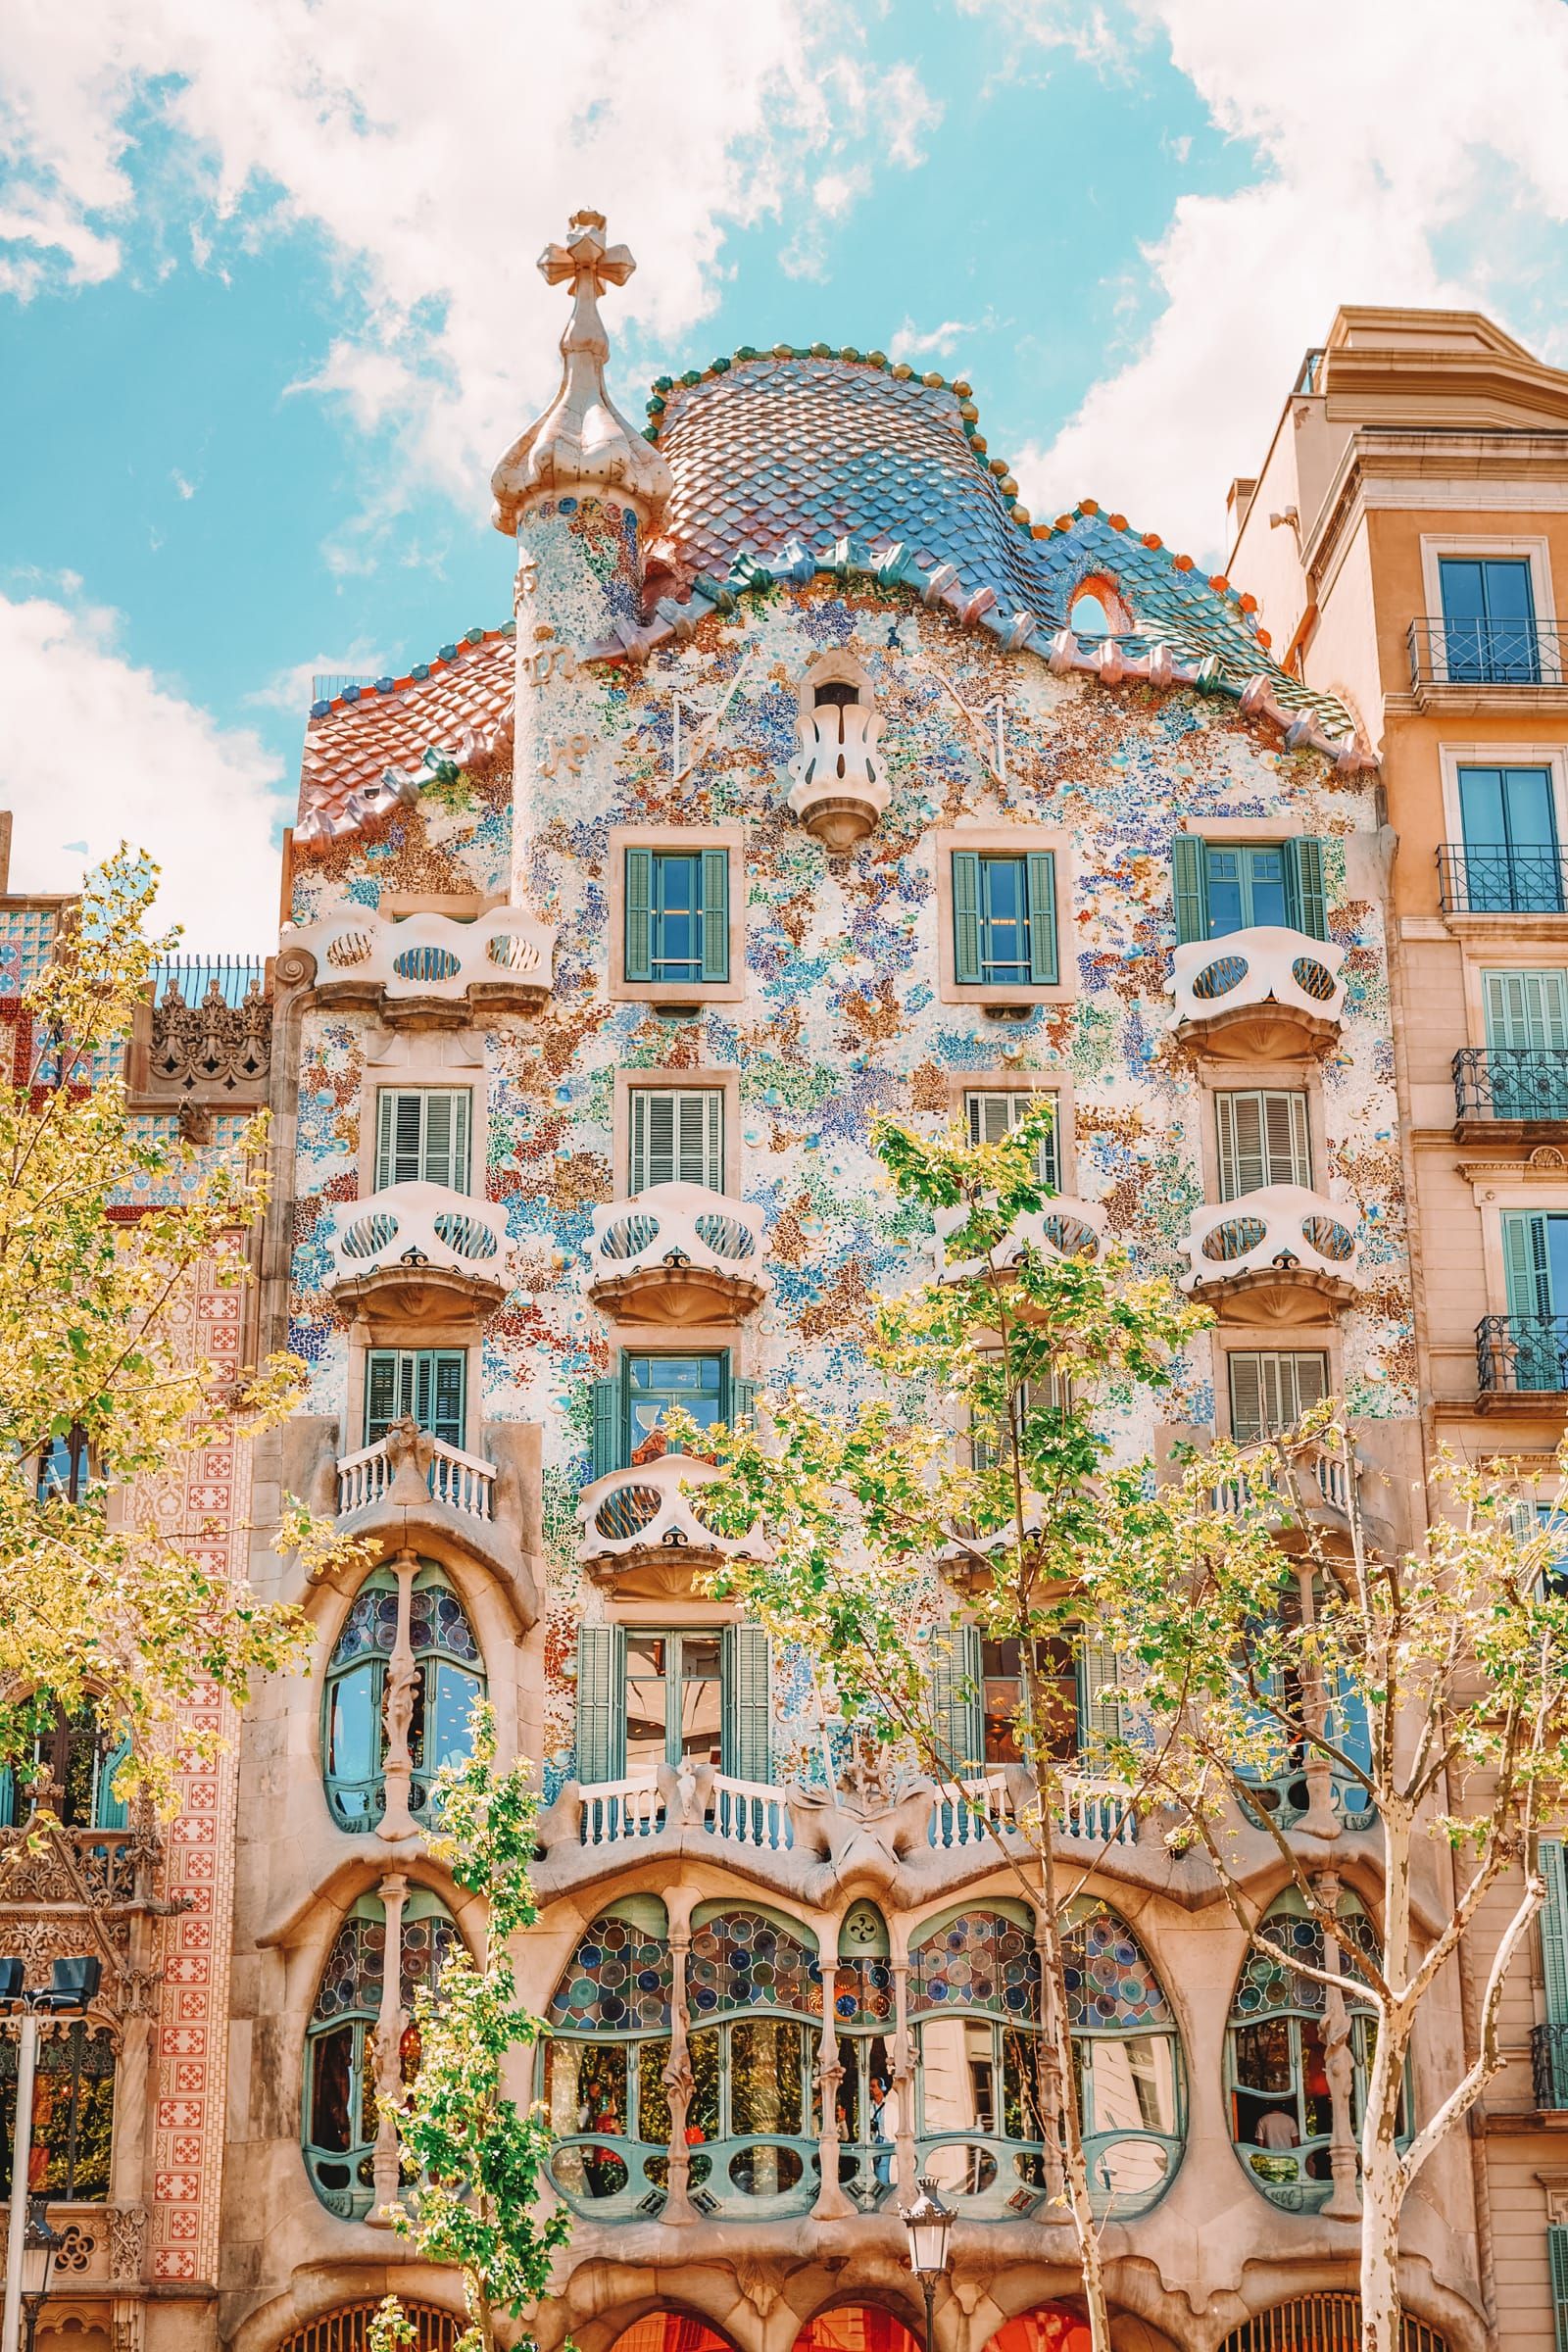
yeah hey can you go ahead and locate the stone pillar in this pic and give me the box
[368,1872,409,2225]
[661,1886,696,2225]
[891,1955,917,2202]
[812,1952,852,2219]
[377,1550,420,1841]
[1036,1916,1067,2203]
[1316,1868,1363,2218]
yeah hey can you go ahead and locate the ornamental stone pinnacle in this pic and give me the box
[490,209,674,533]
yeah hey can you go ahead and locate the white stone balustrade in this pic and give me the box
[1209,1436,1353,1524]
[1168,925,1345,1057]
[586,1181,769,1325]
[336,1429,496,1521]
[287,903,556,1014]
[579,1776,668,1846]
[934,1194,1107,1286]
[705,1770,793,1850]
[1181,1184,1360,1318]
[321,1181,514,1318]
[577,1452,767,1591]
[573,1767,791,1851]
[787,702,889,848]
[928,1769,1135,1850]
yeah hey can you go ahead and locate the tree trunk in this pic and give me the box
[1359,2140,1404,2352]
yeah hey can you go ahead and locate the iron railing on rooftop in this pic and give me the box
[1477,1314,1568,1396]
[151,956,267,1007]
[1408,615,1565,690]
[310,673,377,705]
[1437,843,1568,915]
[1453,1047,1568,1123]
[1533,2021,1568,2108]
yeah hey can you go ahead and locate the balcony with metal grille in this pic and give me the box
[1534,2022,1568,2110]
[1476,1315,1568,1404]
[1168,926,1346,1060]
[1408,615,1568,707]
[1453,1047,1568,1135]
[1179,1186,1361,1324]
[1438,845,1568,918]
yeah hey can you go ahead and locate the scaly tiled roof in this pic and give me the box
[293,626,515,850]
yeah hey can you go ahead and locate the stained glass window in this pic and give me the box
[321,1563,484,1834]
[0,2023,116,2201]
[910,1909,1040,2020]
[547,1909,673,2034]
[687,1907,822,2019]
[543,1900,673,2218]
[1062,1901,1174,2032]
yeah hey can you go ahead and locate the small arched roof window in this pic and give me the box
[1067,574,1130,637]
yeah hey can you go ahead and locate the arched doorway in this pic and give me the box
[276,2308,462,2352]
[793,2313,923,2352]
[984,2312,1093,2352]
[609,2322,733,2352]
[1216,2298,1447,2352]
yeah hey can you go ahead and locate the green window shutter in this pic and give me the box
[425,1354,466,1448]
[929,1622,983,1780]
[576,1625,626,1786]
[97,1733,131,1831]
[730,1377,756,1427]
[1549,2224,1568,2352]
[1025,850,1058,986]
[1504,1212,1553,1318]
[1172,835,1209,945]
[1544,1842,1568,2025]
[624,848,655,985]
[1078,1637,1123,1750]
[1485,969,1568,1053]
[723,1621,771,1783]
[591,1377,621,1479]
[1285,837,1330,942]
[365,1351,401,1443]
[952,852,983,985]
[699,848,730,983]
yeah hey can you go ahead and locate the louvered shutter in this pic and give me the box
[700,848,730,983]
[1544,1842,1568,2025]
[1078,1638,1123,1749]
[1290,1351,1328,1419]
[952,853,983,985]
[415,1353,465,1448]
[630,1089,661,1191]
[1265,1090,1312,1188]
[591,1377,621,1479]
[1172,836,1209,945]
[1229,1352,1265,1444]
[1216,1094,1265,1200]
[729,1377,756,1428]
[420,1091,468,1191]
[1025,850,1058,986]
[576,1625,625,1786]
[723,1621,771,1783]
[1505,1212,1554,1318]
[1550,2225,1568,2352]
[624,849,655,984]
[685,1091,723,1188]
[97,1733,131,1831]
[376,1092,423,1190]
[365,1351,401,1443]
[929,1623,983,1780]
[968,1092,1012,1147]
[1285,837,1329,942]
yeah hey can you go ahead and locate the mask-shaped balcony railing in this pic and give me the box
[285,903,556,1020]
[586,1182,769,1326]
[1168,926,1346,1059]
[786,701,888,849]
[1180,1185,1360,1322]
[934,1196,1107,1288]
[577,1453,768,1596]
[321,1181,514,1322]
[336,1423,496,1521]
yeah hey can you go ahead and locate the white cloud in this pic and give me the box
[0,0,935,508]
[813,167,871,221]
[889,315,982,363]
[171,469,195,500]
[998,0,1568,563]
[247,644,388,715]
[0,590,288,948]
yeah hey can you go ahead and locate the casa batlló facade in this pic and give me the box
[6,221,1565,2352]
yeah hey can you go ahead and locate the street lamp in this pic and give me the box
[901,2172,956,2352]
[0,1958,101,2352]
[18,2199,59,2352]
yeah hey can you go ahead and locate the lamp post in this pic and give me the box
[901,2172,956,2352]
[0,1958,101,2352]
[18,2199,59,2352]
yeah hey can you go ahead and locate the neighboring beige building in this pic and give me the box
[1231,303,1568,2352]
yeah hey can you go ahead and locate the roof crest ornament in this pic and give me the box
[490,210,673,535]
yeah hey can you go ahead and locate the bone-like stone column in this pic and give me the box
[661,1886,697,2224]
[377,1549,421,1840]
[368,1872,409,2224]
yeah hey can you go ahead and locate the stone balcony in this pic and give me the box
[1180,1184,1360,1323]
[586,1181,769,1326]
[786,699,888,848]
[320,1180,514,1326]
[283,902,556,1026]
[933,1195,1107,1288]
[576,1452,768,1598]
[1168,926,1346,1059]
[336,1424,497,1522]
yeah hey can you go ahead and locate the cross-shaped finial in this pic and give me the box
[538,210,637,301]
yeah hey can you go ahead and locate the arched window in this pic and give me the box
[543,1895,673,2219]
[910,1902,1046,2216]
[303,1886,461,2220]
[0,2020,115,2200]
[1227,1886,1403,2211]
[792,2318,923,2352]
[687,1903,822,2216]
[1241,1572,1375,1835]
[1217,2296,1446,2352]
[322,1563,484,1834]
[834,1900,895,2210]
[1062,1896,1185,2214]
[980,2311,1093,2352]
[610,2324,735,2352]
[1066,576,1128,638]
[0,1699,129,1831]
[276,2306,463,2352]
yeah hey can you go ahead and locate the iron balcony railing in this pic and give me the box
[1437,844,1568,916]
[1477,1315,1568,1396]
[151,955,268,1006]
[1408,616,1565,690]
[1534,2021,1568,2109]
[1453,1047,1568,1123]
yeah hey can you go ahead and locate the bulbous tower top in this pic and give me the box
[490,210,673,534]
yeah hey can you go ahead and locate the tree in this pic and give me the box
[371,1702,570,2352]
[0,849,334,1811]
[697,1102,1207,2352]
[1086,1412,1568,2352]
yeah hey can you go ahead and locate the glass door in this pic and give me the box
[1483,970,1568,1116]
[1440,556,1538,683]
[1458,766,1560,911]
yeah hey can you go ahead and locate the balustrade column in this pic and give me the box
[368,1872,409,2224]
[661,1890,696,2225]
[891,1955,917,2201]
[813,1951,852,2219]
[378,1551,421,1840]
[1315,1868,1362,2218]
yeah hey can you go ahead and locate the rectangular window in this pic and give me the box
[582,1621,769,1786]
[626,1351,727,1465]
[623,847,730,987]
[625,1632,723,1775]
[1482,969,1568,1117]
[374,1089,471,1192]
[980,1635,1077,1765]
[952,850,1057,987]
[629,1086,725,1193]
[1458,765,1561,912]
[1439,556,1538,684]
[965,1089,1061,1192]
[1172,836,1328,944]
[1227,1350,1328,1445]
[1214,1089,1312,1200]
[364,1349,466,1448]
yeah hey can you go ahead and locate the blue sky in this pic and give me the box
[4,0,1568,944]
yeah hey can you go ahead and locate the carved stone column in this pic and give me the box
[368,1872,409,2224]
[378,1550,421,1841]
[1297,1570,1339,1841]
[891,1956,917,2202]
[661,1888,696,2225]
[812,1952,852,2219]
[1316,1868,1362,2218]
[1033,1917,1068,2204]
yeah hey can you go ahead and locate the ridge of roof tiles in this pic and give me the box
[294,623,515,849]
